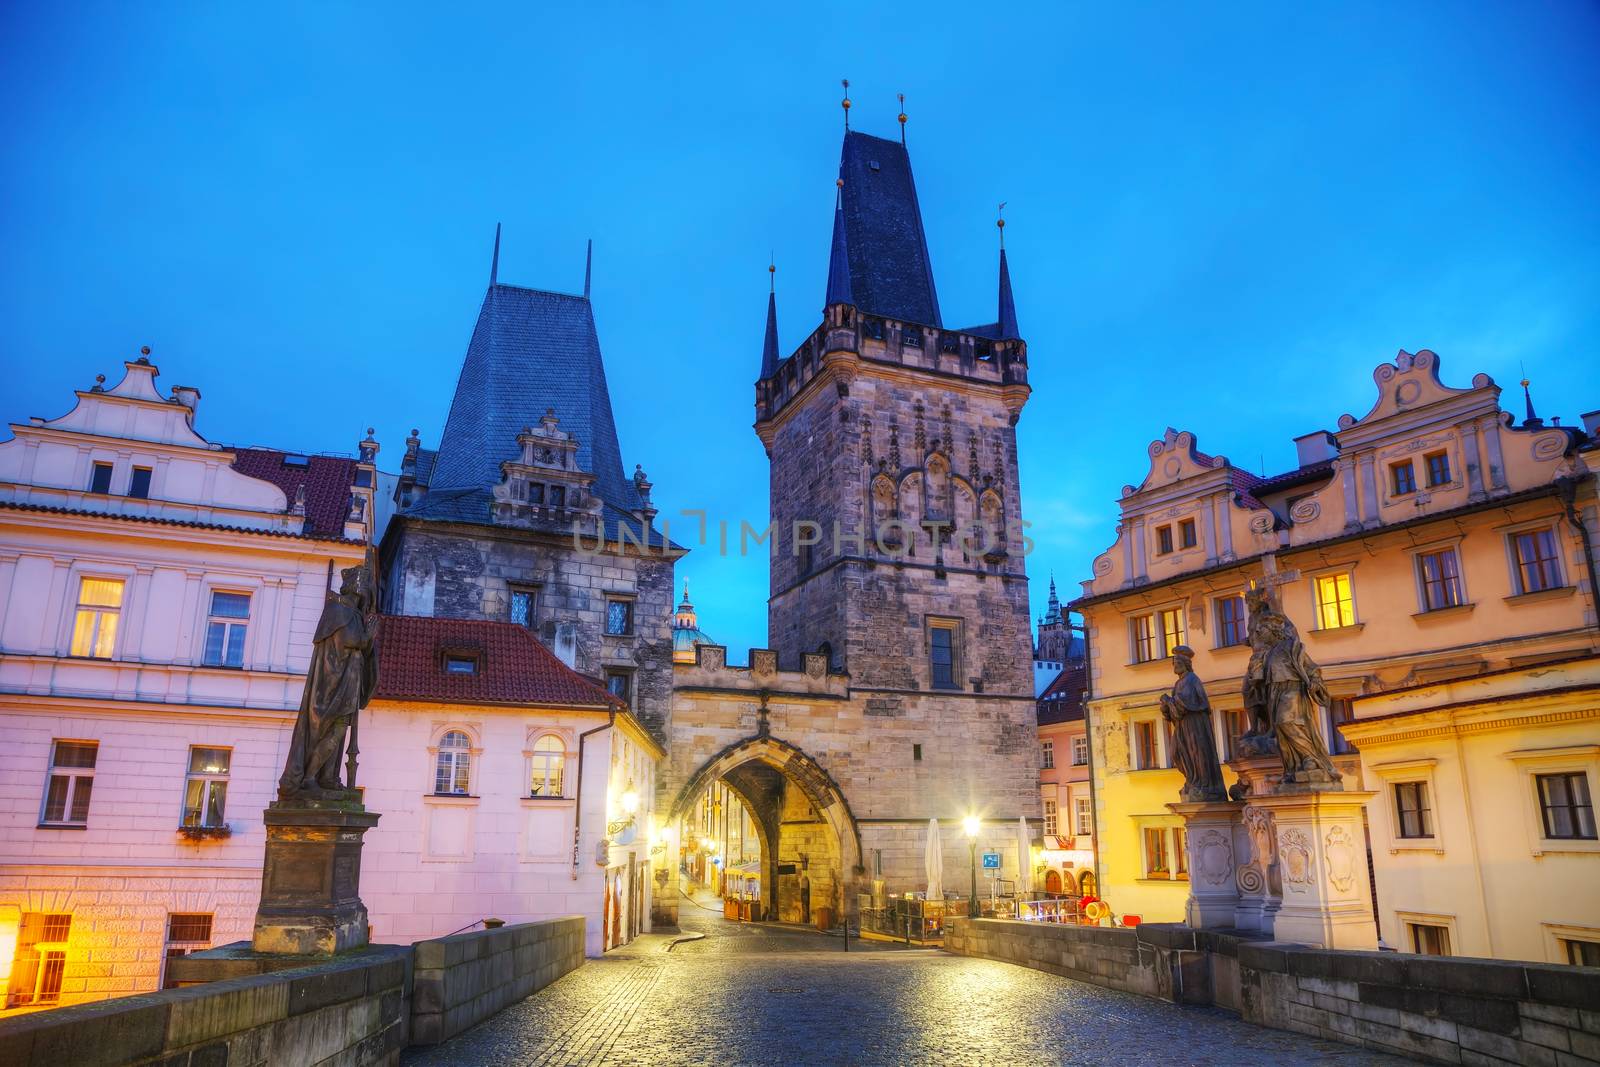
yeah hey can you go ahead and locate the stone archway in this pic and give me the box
[668,734,862,924]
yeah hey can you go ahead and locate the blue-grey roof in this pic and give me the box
[997,248,1020,340]
[837,131,941,327]
[760,290,780,379]
[400,484,676,549]
[429,283,637,514]
[412,447,437,488]
[824,192,854,308]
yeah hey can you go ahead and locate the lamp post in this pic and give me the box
[963,816,980,918]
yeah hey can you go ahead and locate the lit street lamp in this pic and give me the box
[963,816,980,918]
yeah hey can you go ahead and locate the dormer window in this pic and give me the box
[444,655,478,675]
[549,485,566,508]
[282,454,310,469]
[527,483,545,505]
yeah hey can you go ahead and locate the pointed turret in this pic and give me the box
[1042,573,1062,625]
[761,265,781,379]
[1521,378,1543,428]
[489,223,501,286]
[824,182,854,309]
[997,247,1020,340]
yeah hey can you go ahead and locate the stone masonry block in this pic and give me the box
[165,976,290,1048]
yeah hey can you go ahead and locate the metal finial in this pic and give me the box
[140,345,151,356]
[841,79,851,130]
[997,202,1007,248]
[898,92,907,144]
[769,256,776,293]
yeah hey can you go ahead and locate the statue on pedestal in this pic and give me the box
[278,559,378,800]
[1160,645,1227,802]
[1244,607,1340,786]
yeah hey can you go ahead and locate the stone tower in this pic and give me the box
[755,129,1034,699]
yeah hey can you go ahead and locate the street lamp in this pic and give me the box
[963,816,980,918]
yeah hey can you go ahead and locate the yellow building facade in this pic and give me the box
[1069,349,1598,948]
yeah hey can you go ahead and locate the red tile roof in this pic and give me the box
[1037,663,1087,726]
[373,614,621,709]
[230,448,355,538]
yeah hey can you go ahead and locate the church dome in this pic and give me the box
[671,580,715,665]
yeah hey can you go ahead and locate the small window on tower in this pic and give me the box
[128,467,153,499]
[89,462,113,494]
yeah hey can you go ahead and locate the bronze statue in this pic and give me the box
[1160,645,1227,802]
[1245,609,1340,785]
[278,560,379,799]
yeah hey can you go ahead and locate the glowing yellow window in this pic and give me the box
[1314,573,1355,630]
[70,578,124,658]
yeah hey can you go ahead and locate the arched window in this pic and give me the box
[530,735,566,798]
[434,730,471,795]
[1078,871,1096,899]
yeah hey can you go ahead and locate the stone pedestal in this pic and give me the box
[252,798,381,956]
[1168,800,1244,929]
[1247,789,1378,950]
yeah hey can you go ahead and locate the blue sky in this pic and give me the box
[3,3,1597,656]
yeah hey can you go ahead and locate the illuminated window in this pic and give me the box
[1391,460,1416,496]
[434,731,472,795]
[1143,827,1169,877]
[1537,772,1595,840]
[1074,798,1092,837]
[89,462,113,494]
[1409,922,1450,956]
[529,735,566,798]
[1041,741,1054,770]
[1133,721,1159,770]
[1071,736,1088,766]
[928,619,962,690]
[5,913,71,1007]
[1215,594,1247,647]
[1043,799,1058,836]
[1314,573,1355,630]
[161,913,213,988]
[203,591,250,667]
[1131,609,1184,663]
[182,747,231,828]
[1178,519,1197,549]
[1155,525,1174,555]
[1394,781,1432,839]
[1425,451,1451,486]
[605,598,634,636]
[69,577,124,658]
[1416,549,1463,612]
[1158,607,1186,656]
[1131,614,1158,663]
[128,466,152,499]
[1511,528,1562,594]
[41,740,96,827]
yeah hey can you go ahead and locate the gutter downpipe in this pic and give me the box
[1073,615,1102,894]
[1557,475,1600,636]
[572,708,617,880]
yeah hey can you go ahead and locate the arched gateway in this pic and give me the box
[667,733,861,924]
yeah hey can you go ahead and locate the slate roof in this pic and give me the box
[230,448,355,538]
[398,486,673,548]
[837,131,942,327]
[373,613,622,708]
[1037,663,1087,726]
[428,283,638,513]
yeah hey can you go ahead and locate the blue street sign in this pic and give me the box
[981,851,1001,869]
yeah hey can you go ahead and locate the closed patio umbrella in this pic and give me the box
[1016,815,1033,892]
[925,818,943,901]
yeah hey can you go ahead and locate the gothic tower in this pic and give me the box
[755,128,1034,700]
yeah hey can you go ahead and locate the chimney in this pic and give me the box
[1581,410,1600,438]
[171,385,200,416]
[1293,431,1338,467]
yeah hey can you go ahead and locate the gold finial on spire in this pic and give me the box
[898,92,907,144]
[769,255,776,293]
[841,79,851,129]
[997,201,1007,249]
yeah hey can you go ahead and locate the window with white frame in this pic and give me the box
[202,591,250,667]
[1142,826,1170,878]
[181,747,231,828]
[1509,527,1563,594]
[5,913,71,1007]
[1536,772,1595,840]
[529,734,566,798]
[69,577,123,658]
[1041,740,1054,769]
[1071,735,1088,765]
[1130,607,1184,663]
[1415,548,1464,612]
[1313,572,1355,630]
[161,913,213,989]
[1394,781,1433,839]
[40,740,97,826]
[1074,797,1092,837]
[1043,798,1057,835]
[434,730,472,795]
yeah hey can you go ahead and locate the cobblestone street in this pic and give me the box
[404,902,1407,1066]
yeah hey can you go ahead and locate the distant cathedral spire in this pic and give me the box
[761,262,781,379]
[824,179,854,308]
[489,223,501,286]
[584,239,592,300]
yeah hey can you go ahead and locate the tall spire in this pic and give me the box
[824,179,854,308]
[997,206,1019,340]
[1521,377,1542,427]
[489,223,501,287]
[1043,572,1062,625]
[761,262,781,379]
[584,239,592,300]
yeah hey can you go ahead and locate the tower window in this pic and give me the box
[902,327,923,349]
[927,618,962,690]
[128,467,153,499]
[89,462,113,494]
[912,743,922,762]
[509,587,538,628]
[606,598,634,636]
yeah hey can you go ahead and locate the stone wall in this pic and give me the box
[410,916,585,1046]
[0,944,409,1067]
[945,918,1600,1065]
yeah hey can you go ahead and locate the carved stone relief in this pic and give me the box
[1323,824,1358,894]
[1279,828,1314,894]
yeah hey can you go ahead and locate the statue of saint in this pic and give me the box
[1160,645,1227,802]
[278,561,379,800]
[1245,611,1340,785]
